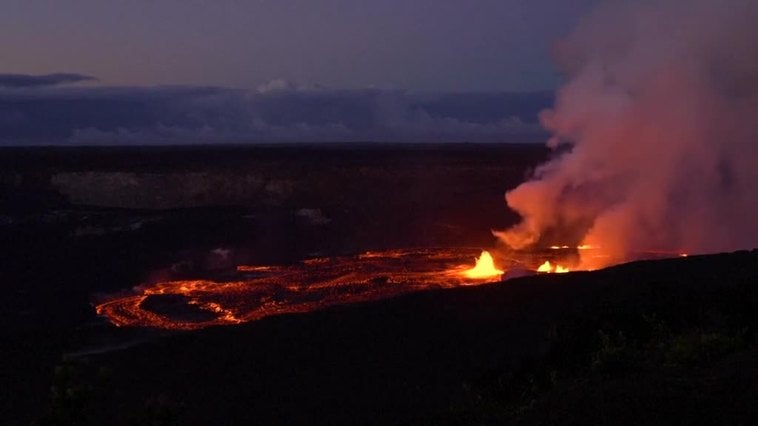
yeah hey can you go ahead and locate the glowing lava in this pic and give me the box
[95,248,508,330]
[536,261,570,273]
[462,251,503,279]
[549,244,598,251]
[94,245,687,330]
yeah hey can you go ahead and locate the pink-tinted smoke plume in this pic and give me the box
[495,0,758,268]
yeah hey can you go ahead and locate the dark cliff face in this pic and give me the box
[0,145,546,303]
[1,143,546,209]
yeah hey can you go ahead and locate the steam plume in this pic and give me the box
[495,0,758,267]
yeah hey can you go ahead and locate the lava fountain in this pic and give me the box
[94,245,687,330]
[463,251,503,279]
[96,247,512,330]
[536,261,570,274]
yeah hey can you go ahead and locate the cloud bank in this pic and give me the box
[495,0,758,267]
[0,73,96,88]
[0,84,551,145]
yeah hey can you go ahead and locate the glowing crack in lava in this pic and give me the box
[95,248,512,330]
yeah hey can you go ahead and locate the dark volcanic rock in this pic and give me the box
[37,249,758,425]
[2,145,756,425]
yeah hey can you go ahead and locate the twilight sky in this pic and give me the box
[1,0,598,91]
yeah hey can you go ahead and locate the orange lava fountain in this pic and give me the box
[94,244,686,330]
[536,261,570,273]
[95,248,508,330]
[462,251,503,279]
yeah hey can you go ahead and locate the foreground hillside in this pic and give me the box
[38,250,758,425]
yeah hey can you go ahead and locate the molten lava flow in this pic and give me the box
[536,260,570,273]
[94,245,690,330]
[462,251,503,279]
[95,247,509,330]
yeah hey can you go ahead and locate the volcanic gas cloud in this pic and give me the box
[495,0,758,269]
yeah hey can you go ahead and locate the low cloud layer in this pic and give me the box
[0,85,550,144]
[0,73,96,88]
